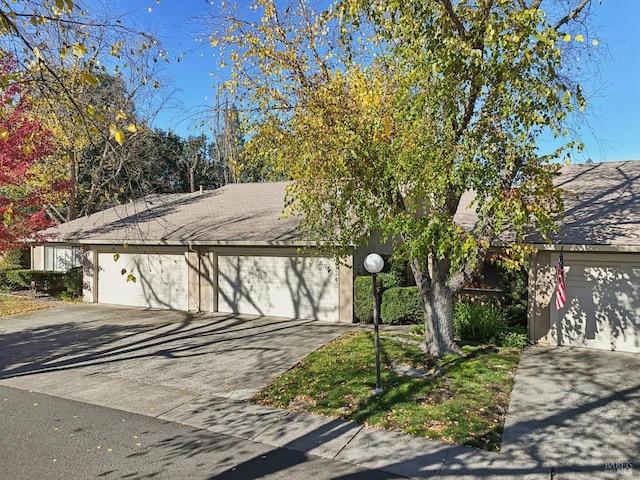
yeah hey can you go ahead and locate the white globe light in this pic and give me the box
[364,253,384,274]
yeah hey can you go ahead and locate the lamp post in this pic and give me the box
[364,253,384,395]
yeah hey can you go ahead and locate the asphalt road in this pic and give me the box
[0,386,401,480]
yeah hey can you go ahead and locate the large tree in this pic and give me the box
[0,1,172,222]
[0,55,66,248]
[212,0,598,356]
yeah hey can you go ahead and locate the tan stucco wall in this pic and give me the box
[187,248,214,312]
[339,254,354,323]
[31,245,44,270]
[528,250,555,344]
[82,247,97,303]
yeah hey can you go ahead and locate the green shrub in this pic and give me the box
[453,300,508,344]
[0,263,22,289]
[6,270,65,294]
[498,330,531,349]
[378,270,404,290]
[354,275,376,323]
[354,269,405,323]
[1,249,29,267]
[498,263,529,327]
[385,257,409,286]
[381,286,423,325]
[409,323,425,336]
[63,266,83,297]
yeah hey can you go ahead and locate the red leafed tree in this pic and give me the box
[0,55,65,249]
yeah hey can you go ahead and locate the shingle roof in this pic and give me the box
[44,182,301,245]
[43,161,640,248]
[548,160,640,247]
[455,160,640,248]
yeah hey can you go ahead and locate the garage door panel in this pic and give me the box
[98,252,188,310]
[217,255,338,321]
[553,263,640,353]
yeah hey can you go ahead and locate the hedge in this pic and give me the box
[0,263,23,289]
[380,286,423,325]
[6,269,66,294]
[354,275,376,323]
[63,266,83,297]
[354,270,407,323]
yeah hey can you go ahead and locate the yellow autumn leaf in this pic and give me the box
[563,34,571,42]
[120,268,127,275]
[113,253,120,262]
[115,110,127,121]
[0,129,8,141]
[127,123,137,133]
[383,117,392,138]
[126,274,137,283]
[592,39,599,46]
[574,34,584,42]
[109,124,125,145]
[81,72,99,87]
[71,44,87,58]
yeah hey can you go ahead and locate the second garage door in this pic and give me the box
[97,251,189,310]
[217,255,339,321]
[551,260,640,353]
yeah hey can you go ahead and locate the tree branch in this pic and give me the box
[438,0,466,36]
[553,0,591,30]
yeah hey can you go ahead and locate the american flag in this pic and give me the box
[555,253,567,310]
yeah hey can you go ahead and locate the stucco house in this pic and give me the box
[32,182,355,322]
[527,160,640,353]
[33,161,640,353]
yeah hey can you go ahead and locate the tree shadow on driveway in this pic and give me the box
[0,303,349,396]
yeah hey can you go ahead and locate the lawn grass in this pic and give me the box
[0,294,50,317]
[254,331,521,451]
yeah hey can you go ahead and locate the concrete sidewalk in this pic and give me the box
[0,368,550,479]
[3,304,635,479]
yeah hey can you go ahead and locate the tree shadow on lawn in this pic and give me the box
[147,346,638,479]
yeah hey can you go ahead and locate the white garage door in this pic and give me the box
[98,252,188,310]
[551,261,640,353]
[217,255,339,321]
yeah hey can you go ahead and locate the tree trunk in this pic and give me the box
[66,150,77,221]
[190,152,201,193]
[412,256,462,357]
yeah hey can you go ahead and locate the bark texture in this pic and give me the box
[412,257,462,357]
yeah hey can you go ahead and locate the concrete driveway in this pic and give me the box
[0,303,350,400]
[2,303,638,479]
[501,345,640,479]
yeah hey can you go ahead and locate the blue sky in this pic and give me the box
[118,0,639,164]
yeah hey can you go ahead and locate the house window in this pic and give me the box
[44,246,82,272]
